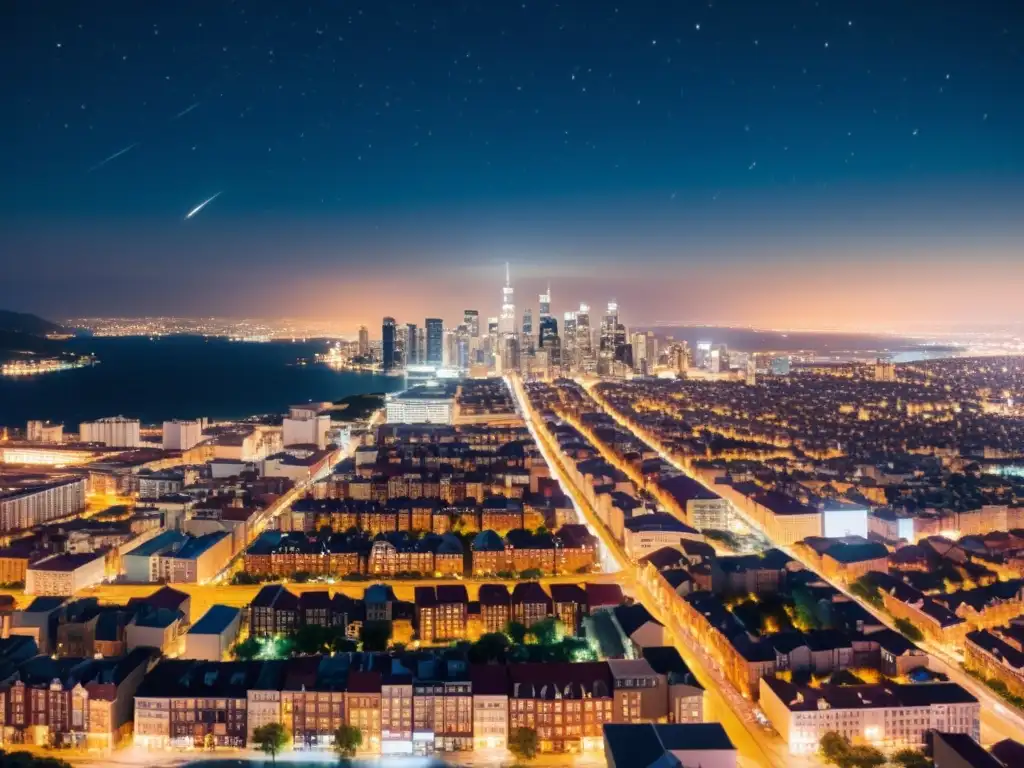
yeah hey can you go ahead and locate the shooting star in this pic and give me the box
[87,142,139,172]
[173,102,200,119]
[184,191,223,220]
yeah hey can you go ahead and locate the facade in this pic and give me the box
[79,416,141,448]
[426,318,444,365]
[162,420,204,451]
[0,475,87,533]
[382,317,397,371]
[26,552,106,595]
[183,605,242,661]
[508,662,614,753]
[385,385,456,425]
[604,723,737,768]
[760,677,981,755]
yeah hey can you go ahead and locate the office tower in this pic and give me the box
[599,301,626,375]
[695,340,712,369]
[874,359,896,382]
[456,324,470,369]
[746,358,758,386]
[382,317,397,371]
[562,311,577,368]
[426,318,443,364]
[405,323,418,366]
[631,332,649,375]
[539,314,558,348]
[539,284,551,319]
[576,304,592,361]
[709,345,729,374]
[522,308,534,356]
[499,262,516,335]
[357,325,369,356]
[464,309,480,337]
[645,332,658,370]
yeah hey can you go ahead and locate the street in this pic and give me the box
[506,374,820,768]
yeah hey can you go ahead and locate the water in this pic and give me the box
[0,336,406,427]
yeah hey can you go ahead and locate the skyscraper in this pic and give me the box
[709,345,729,374]
[357,326,369,356]
[562,311,577,368]
[631,331,648,375]
[405,323,418,365]
[426,318,444,364]
[599,301,622,375]
[539,284,551,319]
[695,341,712,369]
[463,309,480,337]
[382,317,396,371]
[575,303,592,364]
[522,308,534,356]
[499,262,516,336]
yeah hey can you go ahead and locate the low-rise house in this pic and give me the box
[604,723,737,768]
[511,582,553,628]
[183,605,241,661]
[477,584,511,633]
[508,662,614,753]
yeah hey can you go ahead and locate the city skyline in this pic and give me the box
[2,2,1023,329]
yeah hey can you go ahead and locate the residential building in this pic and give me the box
[26,552,106,595]
[603,723,737,768]
[79,416,141,448]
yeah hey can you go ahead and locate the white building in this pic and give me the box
[283,405,332,449]
[622,514,704,561]
[26,420,64,443]
[385,385,456,425]
[79,416,141,448]
[0,476,87,532]
[182,605,241,661]
[822,500,870,539]
[26,552,106,595]
[162,419,204,451]
[759,678,980,755]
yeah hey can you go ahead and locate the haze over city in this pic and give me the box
[3,1,1023,330]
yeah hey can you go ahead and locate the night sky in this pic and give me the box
[3,1,1023,331]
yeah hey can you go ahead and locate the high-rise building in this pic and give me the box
[645,332,658,371]
[539,284,551,320]
[539,314,558,348]
[599,302,627,375]
[455,324,470,369]
[874,359,896,382]
[695,341,712,369]
[357,326,369,356]
[405,323,418,366]
[746,358,758,386]
[382,317,397,371]
[576,304,592,362]
[631,332,649,375]
[463,310,480,338]
[80,416,141,448]
[426,318,444,364]
[562,311,577,368]
[709,345,729,374]
[522,308,534,356]
[499,263,516,336]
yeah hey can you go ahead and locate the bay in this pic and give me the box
[0,336,405,427]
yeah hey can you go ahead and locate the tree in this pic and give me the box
[820,731,850,766]
[520,568,544,580]
[203,732,216,751]
[253,722,289,765]
[529,617,565,646]
[360,619,392,651]
[233,636,261,660]
[892,749,933,768]
[893,617,924,642]
[509,726,539,762]
[506,621,528,644]
[845,745,887,768]
[333,723,363,760]
[469,632,511,663]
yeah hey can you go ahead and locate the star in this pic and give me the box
[695,23,701,31]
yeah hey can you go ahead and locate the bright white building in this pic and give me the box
[0,476,87,532]
[759,678,980,755]
[822,500,869,539]
[162,419,204,451]
[385,385,456,425]
[26,552,106,595]
[283,404,332,449]
[80,416,141,448]
[26,420,64,443]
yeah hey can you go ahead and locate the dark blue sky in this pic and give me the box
[2,1,1023,329]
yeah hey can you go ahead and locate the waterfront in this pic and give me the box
[0,336,405,426]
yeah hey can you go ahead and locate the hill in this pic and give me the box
[0,310,66,336]
[0,311,69,362]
